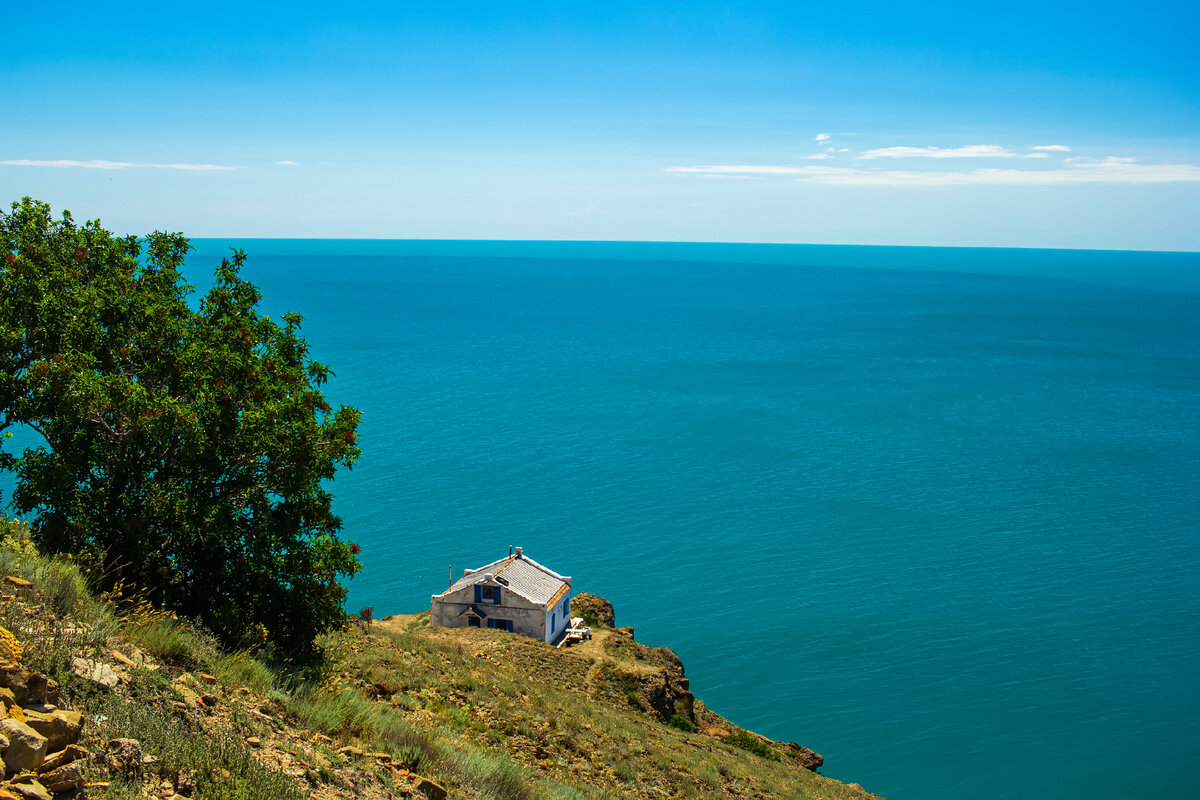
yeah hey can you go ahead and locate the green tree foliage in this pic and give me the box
[0,198,362,660]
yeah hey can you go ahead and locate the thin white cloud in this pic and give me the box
[1032,144,1072,152]
[275,160,299,166]
[151,163,239,171]
[0,158,240,171]
[664,157,1200,186]
[666,165,817,176]
[857,144,1034,159]
[1065,156,1135,165]
[0,159,136,169]
[806,153,834,160]
[815,133,831,143]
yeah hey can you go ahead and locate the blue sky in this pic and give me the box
[3,1,1198,249]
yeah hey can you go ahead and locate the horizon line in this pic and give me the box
[178,237,1200,256]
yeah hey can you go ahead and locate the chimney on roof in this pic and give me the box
[515,546,523,559]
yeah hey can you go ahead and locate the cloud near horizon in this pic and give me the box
[857,144,1045,159]
[665,157,1200,186]
[0,159,240,171]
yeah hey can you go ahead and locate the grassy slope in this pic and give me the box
[0,541,876,800]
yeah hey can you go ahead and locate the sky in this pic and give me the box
[3,1,1199,250]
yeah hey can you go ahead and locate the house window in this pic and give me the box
[482,585,495,600]
[563,598,570,620]
[487,619,513,632]
[467,617,480,628]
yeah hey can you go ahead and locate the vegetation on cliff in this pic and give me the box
[0,198,361,660]
[0,528,876,799]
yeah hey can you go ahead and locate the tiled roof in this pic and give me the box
[441,553,569,606]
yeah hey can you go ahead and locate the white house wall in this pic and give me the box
[431,584,551,641]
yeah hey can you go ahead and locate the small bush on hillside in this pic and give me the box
[0,518,36,558]
[725,730,781,761]
[668,714,698,733]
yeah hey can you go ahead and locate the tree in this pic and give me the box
[0,198,362,660]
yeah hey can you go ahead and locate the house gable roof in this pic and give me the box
[438,552,570,606]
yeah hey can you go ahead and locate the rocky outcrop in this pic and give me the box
[785,741,824,772]
[0,719,47,771]
[0,624,87,796]
[570,592,615,626]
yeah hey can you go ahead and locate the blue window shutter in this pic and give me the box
[474,585,482,602]
[493,587,502,605]
[507,620,513,633]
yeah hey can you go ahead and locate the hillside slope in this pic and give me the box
[0,545,880,799]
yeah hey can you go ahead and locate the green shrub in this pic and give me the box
[724,730,781,761]
[668,714,698,733]
[613,758,638,783]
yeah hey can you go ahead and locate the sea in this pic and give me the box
[46,240,1200,798]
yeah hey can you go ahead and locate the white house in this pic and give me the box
[430,547,571,644]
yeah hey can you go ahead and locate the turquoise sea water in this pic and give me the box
[126,242,1200,797]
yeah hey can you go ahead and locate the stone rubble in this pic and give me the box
[0,628,88,797]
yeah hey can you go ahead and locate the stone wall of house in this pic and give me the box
[431,584,550,641]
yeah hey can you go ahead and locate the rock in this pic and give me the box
[246,737,261,747]
[848,783,863,791]
[0,718,48,771]
[786,741,824,771]
[3,776,51,800]
[36,744,88,773]
[110,650,136,667]
[70,658,119,691]
[0,627,22,666]
[105,738,144,780]
[614,626,635,638]
[21,709,82,752]
[3,576,32,590]
[570,592,615,626]
[411,775,447,800]
[0,665,47,705]
[337,745,363,758]
[174,685,203,708]
[201,694,218,706]
[700,727,731,738]
[174,767,197,795]
[37,760,86,793]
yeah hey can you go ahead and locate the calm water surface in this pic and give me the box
[161,241,1200,799]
